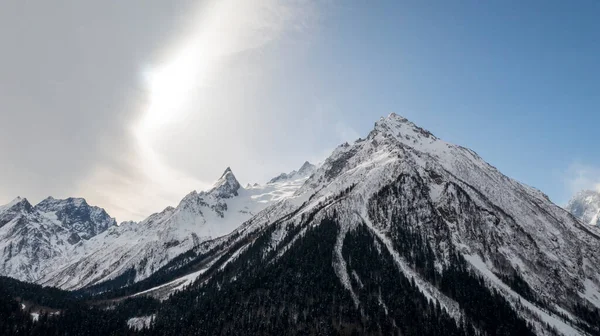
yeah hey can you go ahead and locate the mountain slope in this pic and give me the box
[128,114,599,335]
[567,190,600,227]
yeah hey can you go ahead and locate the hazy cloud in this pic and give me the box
[0,1,327,221]
[564,162,600,198]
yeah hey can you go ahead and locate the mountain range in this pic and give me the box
[1,114,599,335]
[0,162,316,290]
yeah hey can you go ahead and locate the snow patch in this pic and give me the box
[332,223,359,307]
[127,315,155,331]
[580,278,600,308]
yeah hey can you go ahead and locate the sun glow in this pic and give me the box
[77,0,314,221]
[136,0,293,136]
[139,44,213,132]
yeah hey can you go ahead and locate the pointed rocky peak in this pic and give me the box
[221,166,233,176]
[210,167,241,198]
[0,197,34,228]
[297,161,316,177]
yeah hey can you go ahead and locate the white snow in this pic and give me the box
[132,267,210,299]
[580,278,600,308]
[127,315,154,330]
[332,223,359,307]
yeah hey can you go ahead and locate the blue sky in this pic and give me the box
[294,1,600,205]
[1,1,599,220]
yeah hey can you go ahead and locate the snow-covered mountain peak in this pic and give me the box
[0,197,32,215]
[5,196,23,206]
[566,189,600,226]
[0,195,118,282]
[372,113,437,144]
[0,197,33,228]
[32,196,116,240]
[208,167,241,198]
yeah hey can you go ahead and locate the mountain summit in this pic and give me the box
[297,161,317,176]
[139,113,600,335]
[209,167,241,198]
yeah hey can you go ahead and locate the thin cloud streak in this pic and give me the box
[564,162,600,201]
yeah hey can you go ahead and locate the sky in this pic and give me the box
[1,1,599,222]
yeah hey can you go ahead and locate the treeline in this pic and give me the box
[368,174,536,335]
[143,217,477,335]
[0,276,159,336]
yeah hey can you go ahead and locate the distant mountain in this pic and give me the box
[35,197,115,240]
[39,163,315,290]
[0,196,116,282]
[566,190,600,226]
[268,161,316,183]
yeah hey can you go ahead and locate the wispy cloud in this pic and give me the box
[564,162,600,196]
